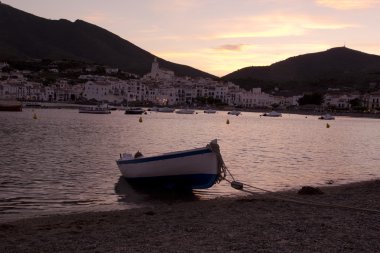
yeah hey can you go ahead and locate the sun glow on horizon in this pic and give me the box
[155,43,332,77]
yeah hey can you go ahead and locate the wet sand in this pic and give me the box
[1,180,380,252]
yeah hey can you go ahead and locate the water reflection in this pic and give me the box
[1,109,380,222]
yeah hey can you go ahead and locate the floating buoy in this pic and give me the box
[33,113,37,120]
[139,117,143,123]
[326,123,330,128]
[226,119,230,124]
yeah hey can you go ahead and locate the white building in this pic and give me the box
[230,88,280,108]
[0,62,9,70]
[82,81,113,101]
[323,93,361,109]
[285,95,303,107]
[143,58,175,81]
[369,91,380,110]
[324,94,350,109]
[105,67,119,74]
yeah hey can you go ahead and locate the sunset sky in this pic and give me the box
[5,0,380,76]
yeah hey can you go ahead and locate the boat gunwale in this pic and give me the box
[117,147,213,165]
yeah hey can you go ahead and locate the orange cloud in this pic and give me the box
[214,44,249,51]
[316,0,379,10]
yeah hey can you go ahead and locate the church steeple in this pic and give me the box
[151,57,159,74]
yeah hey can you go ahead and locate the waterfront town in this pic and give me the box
[0,59,380,111]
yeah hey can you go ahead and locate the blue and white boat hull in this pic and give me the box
[116,147,219,189]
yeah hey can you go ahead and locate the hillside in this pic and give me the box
[223,47,380,93]
[0,3,215,78]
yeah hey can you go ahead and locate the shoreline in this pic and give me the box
[280,110,380,119]
[19,102,380,119]
[1,180,380,252]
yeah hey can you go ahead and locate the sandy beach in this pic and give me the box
[1,180,380,252]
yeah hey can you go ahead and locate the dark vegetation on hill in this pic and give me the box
[0,3,215,79]
[2,58,138,86]
[223,47,380,93]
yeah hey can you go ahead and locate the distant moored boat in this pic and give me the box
[124,107,145,114]
[78,104,111,114]
[24,102,43,108]
[319,114,335,120]
[175,109,195,114]
[227,110,241,116]
[261,111,282,117]
[204,109,217,114]
[0,99,22,112]
[158,107,175,113]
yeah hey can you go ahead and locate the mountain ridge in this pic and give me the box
[223,47,380,92]
[0,3,215,78]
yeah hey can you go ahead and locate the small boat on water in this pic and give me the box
[0,100,22,112]
[319,113,335,120]
[261,111,282,117]
[204,109,217,114]
[158,107,175,113]
[78,104,111,114]
[175,109,195,114]
[24,102,43,108]
[227,110,241,116]
[125,107,145,114]
[116,140,225,190]
[147,107,159,112]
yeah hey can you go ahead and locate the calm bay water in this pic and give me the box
[1,108,379,222]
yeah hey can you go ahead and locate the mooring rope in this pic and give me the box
[209,141,380,214]
[208,140,229,183]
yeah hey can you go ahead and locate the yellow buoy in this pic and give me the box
[326,123,330,128]
[33,113,37,120]
[139,117,143,123]
[226,119,230,124]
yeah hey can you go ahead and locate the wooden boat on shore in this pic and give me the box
[78,104,111,114]
[0,100,22,112]
[116,140,224,190]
